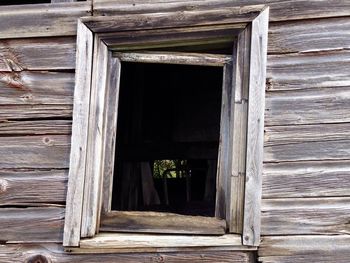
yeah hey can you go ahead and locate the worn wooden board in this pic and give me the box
[266,50,350,91]
[259,235,350,263]
[263,161,350,198]
[268,17,350,54]
[261,197,350,235]
[0,169,67,204]
[0,37,76,71]
[0,244,255,263]
[265,87,350,126]
[0,135,70,169]
[0,2,91,39]
[0,207,64,243]
[93,0,350,22]
[0,71,74,105]
[0,120,71,136]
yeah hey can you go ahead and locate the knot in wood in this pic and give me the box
[43,137,53,146]
[151,255,165,262]
[26,255,50,263]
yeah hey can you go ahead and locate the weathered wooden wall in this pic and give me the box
[0,0,349,262]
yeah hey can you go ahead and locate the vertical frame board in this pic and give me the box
[243,7,269,246]
[63,20,94,247]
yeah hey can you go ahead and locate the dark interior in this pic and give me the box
[111,62,223,217]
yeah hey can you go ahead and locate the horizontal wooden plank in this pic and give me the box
[265,87,350,126]
[261,197,350,235]
[266,50,350,91]
[0,2,91,39]
[93,0,350,22]
[259,235,350,263]
[100,211,226,235]
[0,37,76,71]
[0,169,67,204]
[0,71,74,105]
[0,105,72,121]
[0,207,64,243]
[268,17,350,54]
[0,120,71,135]
[263,161,350,198]
[0,135,70,169]
[0,243,255,263]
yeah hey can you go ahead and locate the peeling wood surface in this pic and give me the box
[0,2,91,39]
[261,197,350,235]
[0,207,64,243]
[0,169,67,204]
[259,235,350,263]
[0,243,255,263]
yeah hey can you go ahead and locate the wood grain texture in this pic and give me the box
[266,50,350,91]
[243,7,269,246]
[259,235,350,263]
[0,37,76,71]
[0,244,255,263]
[0,135,70,169]
[93,0,350,22]
[0,207,64,243]
[261,197,350,235]
[0,2,91,39]
[265,87,350,126]
[63,20,94,247]
[0,71,74,105]
[263,161,350,198]
[0,120,71,136]
[100,211,226,235]
[0,169,67,204]
[268,17,350,54]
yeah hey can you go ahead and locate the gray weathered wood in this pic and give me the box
[243,7,269,246]
[0,37,76,71]
[266,50,350,91]
[0,169,67,204]
[0,207,64,243]
[259,235,350,263]
[100,211,226,235]
[63,20,94,247]
[0,2,91,39]
[0,135,70,169]
[261,197,350,235]
[265,87,350,126]
[0,243,255,263]
[263,161,350,198]
[0,71,74,105]
[113,51,231,66]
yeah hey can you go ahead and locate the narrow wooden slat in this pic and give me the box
[0,120,71,136]
[0,71,74,105]
[261,197,350,235]
[0,2,91,39]
[0,37,76,71]
[263,161,350,198]
[63,20,93,247]
[83,6,263,33]
[113,51,231,66]
[265,87,350,126]
[259,235,350,263]
[266,50,350,91]
[243,7,269,246]
[0,207,64,243]
[100,211,226,235]
[0,243,255,263]
[0,169,67,204]
[0,135,70,169]
[93,0,350,22]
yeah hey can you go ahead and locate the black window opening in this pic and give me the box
[0,0,86,5]
[112,62,223,217]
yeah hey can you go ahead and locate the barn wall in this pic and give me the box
[0,0,349,262]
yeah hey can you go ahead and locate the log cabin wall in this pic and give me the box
[0,0,349,262]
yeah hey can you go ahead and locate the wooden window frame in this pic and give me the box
[63,4,269,252]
